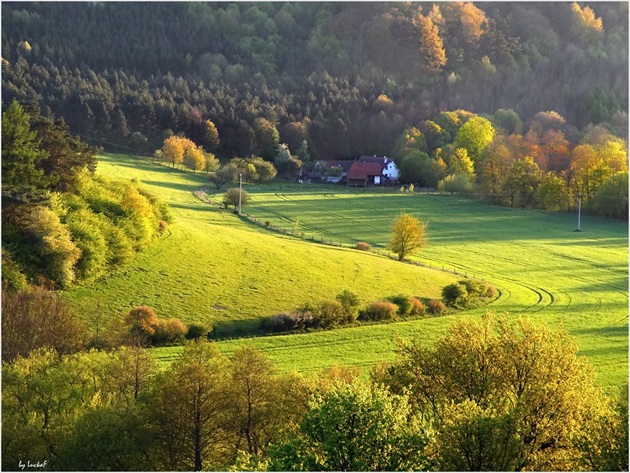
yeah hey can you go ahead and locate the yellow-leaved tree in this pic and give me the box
[389,213,427,261]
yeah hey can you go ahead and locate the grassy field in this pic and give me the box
[65,154,628,389]
[63,154,461,333]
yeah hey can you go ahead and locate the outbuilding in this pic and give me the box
[346,162,383,187]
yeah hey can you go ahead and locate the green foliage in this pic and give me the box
[493,108,523,134]
[66,211,109,281]
[142,340,231,470]
[503,156,543,207]
[447,148,476,177]
[313,299,346,328]
[360,300,399,321]
[203,152,220,174]
[209,162,239,190]
[223,187,250,211]
[535,172,571,211]
[231,156,277,183]
[55,405,150,471]
[590,171,628,219]
[1,101,47,190]
[454,116,496,164]
[399,151,442,187]
[186,323,210,340]
[441,282,469,306]
[267,380,430,471]
[203,119,220,151]
[573,383,629,471]
[388,294,414,316]
[438,172,475,194]
[226,346,301,458]
[376,314,604,471]
[335,290,360,323]
[392,127,428,160]
[24,205,81,287]
[1,249,29,291]
[183,146,206,173]
[151,318,187,346]
[253,117,280,161]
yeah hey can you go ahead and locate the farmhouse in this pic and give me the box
[357,155,400,181]
[346,161,383,187]
[311,155,400,186]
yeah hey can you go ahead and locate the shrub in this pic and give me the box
[360,301,398,321]
[152,318,187,345]
[262,313,295,332]
[265,220,271,227]
[223,188,250,211]
[125,306,159,338]
[158,220,168,234]
[336,290,360,323]
[438,173,475,194]
[66,213,109,281]
[186,323,209,340]
[409,297,426,316]
[24,206,81,287]
[1,249,28,291]
[2,284,86,361]
[428,299,446,315]
[442,283,469,306]
[458,279,487,298]
[388,294,414,316]
[485,285,497,298]
[263,310,315,332]
[313,299,346,328]
[356,241,371,251]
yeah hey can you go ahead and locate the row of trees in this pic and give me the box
[391,109,628,217]
[3,314,627,471]
[2,102,171,289]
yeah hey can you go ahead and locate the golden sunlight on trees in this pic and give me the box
[374,313,607,471]
[124,306,159,340]
[389,214,427,261]
[415,13,447,72]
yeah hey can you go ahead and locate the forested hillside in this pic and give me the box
[2,2,627,160]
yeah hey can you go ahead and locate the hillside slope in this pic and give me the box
[62,154,460,334]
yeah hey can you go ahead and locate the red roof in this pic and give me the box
[347,162,382,180]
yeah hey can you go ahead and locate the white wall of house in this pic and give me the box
[383,159,399,179]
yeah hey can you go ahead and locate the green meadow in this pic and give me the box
[64,154,628,389]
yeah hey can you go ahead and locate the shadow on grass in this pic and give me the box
[143,179,203,193]
[572,324,628,338]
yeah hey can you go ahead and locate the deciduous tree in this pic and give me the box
[454,116,495,165]
[143,341,231,471]
[267,381,430,471]
[389,213,427,261]
[374,313,604,471]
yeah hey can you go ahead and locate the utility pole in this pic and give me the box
[238,173,242,216]
[576,192,582,232]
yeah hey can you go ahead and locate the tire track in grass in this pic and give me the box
[421,253,552,313]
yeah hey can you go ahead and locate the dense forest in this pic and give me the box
[2,2,628,161]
